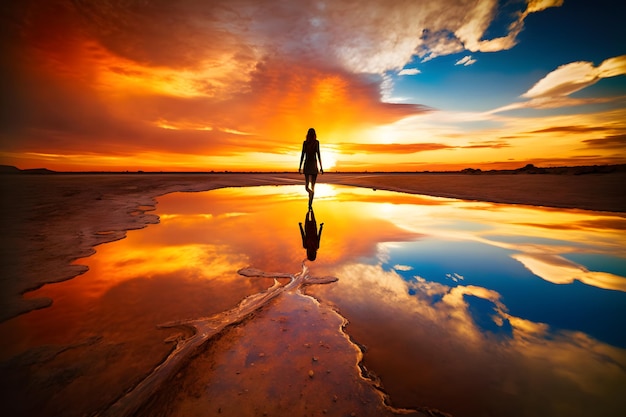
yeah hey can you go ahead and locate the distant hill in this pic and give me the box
[0,165,21,174]
[0,165,56,174]
[460,163,626,175]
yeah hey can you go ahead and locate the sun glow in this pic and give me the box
[322,149,339,171]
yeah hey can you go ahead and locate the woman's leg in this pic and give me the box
[305,174,311,193]
[309,174,318,192]
[308,174,317,208]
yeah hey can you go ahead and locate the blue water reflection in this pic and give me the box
[298,184,626,416]
[379,238,626,348]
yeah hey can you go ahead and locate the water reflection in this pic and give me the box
[304,185,626,417]
[2,184,625,417]
[299,208,324,261]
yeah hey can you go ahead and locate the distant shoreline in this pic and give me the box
[2,163,625,176]
[2,169,625,214]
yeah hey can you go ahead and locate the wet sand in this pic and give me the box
[324,171,626,213]
[1,171,624,416]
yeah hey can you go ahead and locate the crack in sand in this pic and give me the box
[97,262,341,417]
[96,261,435,416]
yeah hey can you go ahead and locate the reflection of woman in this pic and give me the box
[299,209,324,261]
[298,128,323,208]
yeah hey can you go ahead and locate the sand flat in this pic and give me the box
[1,172,624,416]
[325,172,626,213]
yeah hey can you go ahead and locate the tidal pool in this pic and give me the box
[2,184,625,417]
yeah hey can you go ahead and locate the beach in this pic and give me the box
[1,171,625,417]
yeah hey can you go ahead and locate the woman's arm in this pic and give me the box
[317,223,324,246]
[316,142,323,173]
[299,222,306,248]
[299,142,306,172]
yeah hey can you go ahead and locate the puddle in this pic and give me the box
[2,184,625,417]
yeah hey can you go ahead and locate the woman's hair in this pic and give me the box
[306,128,316,141]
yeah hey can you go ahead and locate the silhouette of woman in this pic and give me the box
[299,128,323,208]
[299,208,324,261]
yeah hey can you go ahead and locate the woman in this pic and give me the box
[298,128,323,207]
[299,208,324,261]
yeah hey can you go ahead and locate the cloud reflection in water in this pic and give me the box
[303,185,626,417]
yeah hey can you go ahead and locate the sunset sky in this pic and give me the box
[1,0,625,172]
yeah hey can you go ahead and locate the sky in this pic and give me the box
[1,0,625,172]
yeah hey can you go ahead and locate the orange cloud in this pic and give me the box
[1,0,434,171]
[341,143,452,154]
[530,126,613,134]
[582,135,626,150]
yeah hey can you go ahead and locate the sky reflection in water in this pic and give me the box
[8,184,626,417]
[302,184,626,417]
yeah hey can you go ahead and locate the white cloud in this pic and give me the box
[220,0,562,74]
[419,30,465,62]
[446,272,465,282]
[453,0,499,52]
[74,0,564,77]
[492,55,626,113]
[523,61,600,98]
[455,55,477,66]
[512,253,626,292]
[398,68,421,76]
[460,0,563,54]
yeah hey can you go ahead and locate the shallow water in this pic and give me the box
[304,186,626,416]
[2,184,625,416]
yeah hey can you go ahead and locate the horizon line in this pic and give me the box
[2,163,625,175]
